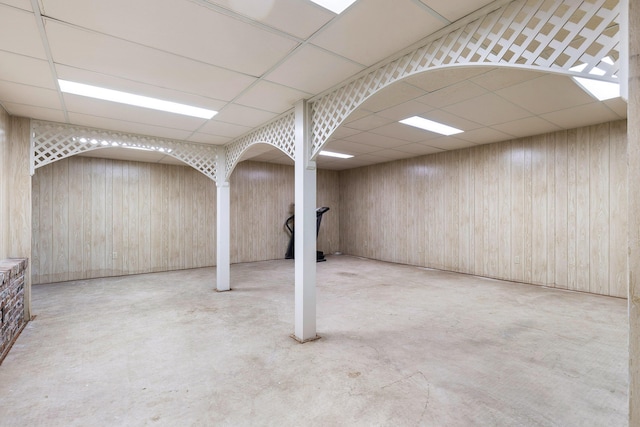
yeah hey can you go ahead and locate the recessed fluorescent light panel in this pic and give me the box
[399,116,463,136]
[319,150,353,159]
[572,77,620,101]
[58,80,217,119]
[309,0,357,14]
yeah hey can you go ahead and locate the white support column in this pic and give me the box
[293,99,318,342]
[216,151,231,292]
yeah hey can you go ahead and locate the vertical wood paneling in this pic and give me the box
[52,159,69,283]
[138,163,151,273]
[68,158,83,281]
[336,120,627,298]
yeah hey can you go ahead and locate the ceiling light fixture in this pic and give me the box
[319,150,354,159]
[309,0,357,14]
[58,80,217,119]
[399,116,463,136]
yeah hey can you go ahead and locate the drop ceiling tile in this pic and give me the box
[342,108,375,124]
[265,44,364,94]
[496,74,594,115]
[311,0,445,66]
[208,0,334,39]
[341,114,394,131]
[0,80,61,109]
[422,136,479,151]
[470,68,545,91]
[419,109,484,131]
[0,51,55,89]
[0,4,46,59]
[454,127,513,144]
[0,0,32,11]
[375,101,435,121]
[67,112,195,141]
[233,81,310,114]
[328,126,361,139]
[603,97,628,118]
[45,20,256,102]
[42,0,298,76]
[198,120,253,139]
[214,104,277,128]
[345,131,412,148]
[442,93,532,126]
[358,82,427,112]
[64,94,209,131]
[415,80,488,108]
[351,153,397,164]
[394,143,443,156]
[491,116,562,138]
[324,139,378,155]
[405,67,492,92]
[187,133,231,145]
[56,65,227,112]
[3,102,65,122]
[421,0,495,21]
[370,149,417,160]
[540,103,621,129]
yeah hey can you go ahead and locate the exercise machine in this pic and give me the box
[284,207,330,262]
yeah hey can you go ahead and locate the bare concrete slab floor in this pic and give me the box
[0,256,627,426]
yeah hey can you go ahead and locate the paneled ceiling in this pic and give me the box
[0,0,627,170]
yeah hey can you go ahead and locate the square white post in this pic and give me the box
[293,99,318,342]
[216,151,231,292]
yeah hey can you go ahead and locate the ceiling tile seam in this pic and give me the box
[30,0,68,122]
[409,0,451,25]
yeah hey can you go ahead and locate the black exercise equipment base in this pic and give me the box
[285,207,329,262]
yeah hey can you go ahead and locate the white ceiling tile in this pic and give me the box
[442,93,532,126]
[420,0,495,22]
[496,74,594,115]
[359,82,427,112]
[265,44,364,94]
[0,51,55,89]
[394,143,444,156]
[63,94,208,131]
[41,0,298,76]
[324,139,376,155]
[311,0,445,66]
[56,65,227,112]
[45,20,256,102]
[0,4,46,59]
[419,109,485,131]
[371,122,438,142]
[214,104,277,128]
[422,136,479,151]
[0,0,32,11]
[342,108,374,124]
[341,114,394,131]
[470,68,545,91]
[187,133,231,145]
[491,117,562,138]
[67,112,195,141]
[2,102,65,122]
[328,126,361,139]
[197,120,253,138]
[233,81,310,114]
[541,103,621,129]
[454,127,513,144]
[405,67,492,92]
[603,97,628,118]
[208,0,334,39]
[370,149,417,160]
[375,101,435,121]
[0,80,61,109]
[346,131,418,148]
[415,80,488,108]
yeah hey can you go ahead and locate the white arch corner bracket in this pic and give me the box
[309,0,622,157]
[224,110,295,179]
[31,120,220,180]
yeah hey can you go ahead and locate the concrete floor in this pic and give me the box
[0,255,628,426]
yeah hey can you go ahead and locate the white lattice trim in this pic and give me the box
[224,110,295,178]
[31,120,220,180]
[310,0,621,157]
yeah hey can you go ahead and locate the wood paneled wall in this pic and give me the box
[0,106,9,260]
[32,158,340,284]
[339,120,627,298]
[32,157,217,284]
[230,161,340,263]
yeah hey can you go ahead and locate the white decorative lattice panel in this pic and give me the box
[31,120,219,180]
[310,0,621,156]
[224,111,295,178]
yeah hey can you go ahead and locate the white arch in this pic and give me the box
[308,0,621,158]
[31,120,220,181]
